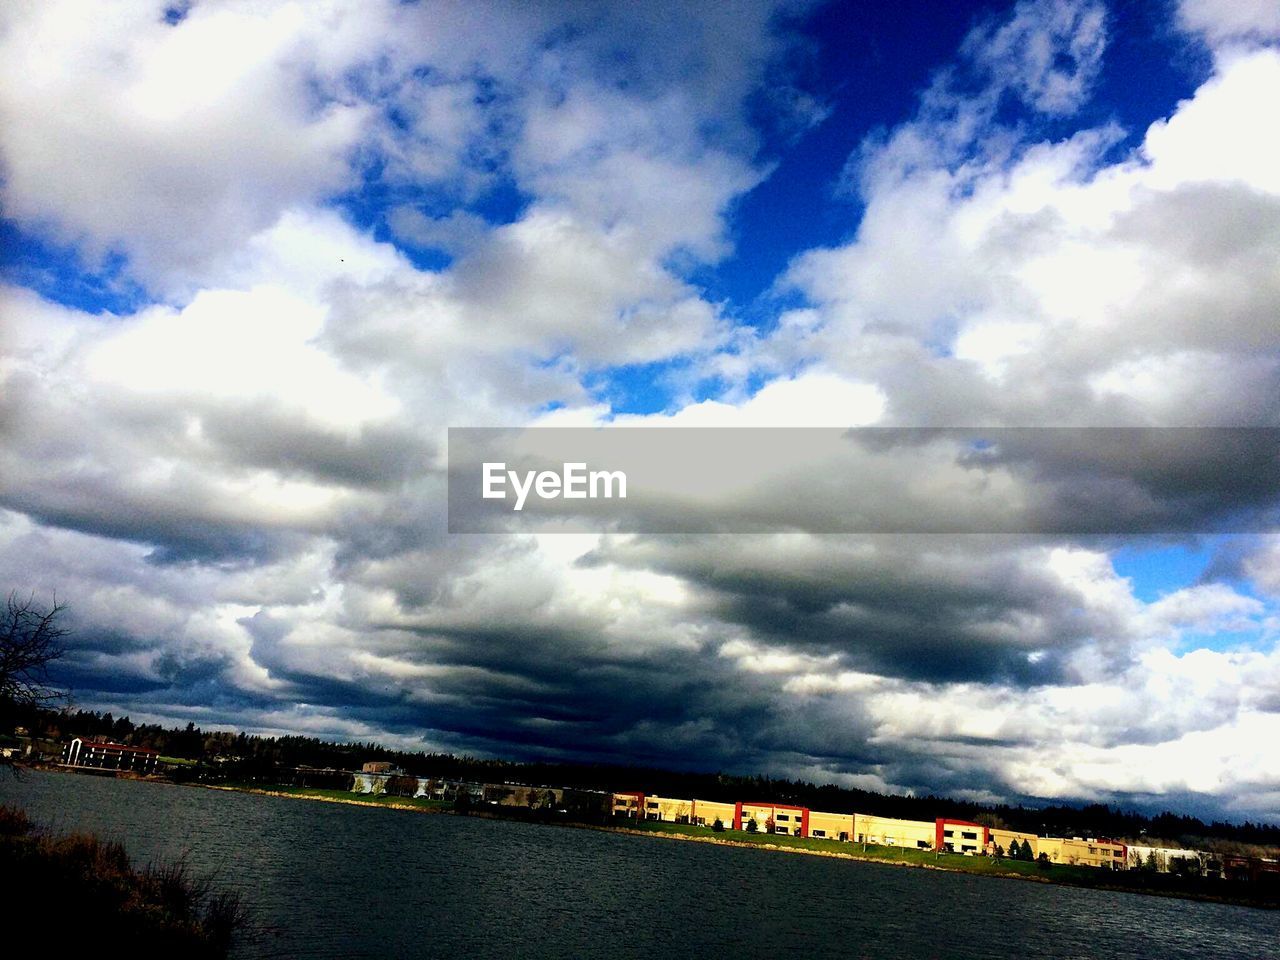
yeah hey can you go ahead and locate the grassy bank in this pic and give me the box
[209,781,452,812]
[0,803,243,957]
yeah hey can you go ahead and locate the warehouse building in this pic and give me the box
[737,801,809,836]
[692,799,736,829]
[612,792,645,818]
[990,827,1040,858]
[642,795,695,822]
[807,810,854,841]
[936,818,989,854]
[1037,836,1127,869]
[853,814,936,850]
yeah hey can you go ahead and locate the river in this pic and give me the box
[2,771,1275,959]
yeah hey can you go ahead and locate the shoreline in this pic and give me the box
[21,766,1274,910]
[182,776,1274,910]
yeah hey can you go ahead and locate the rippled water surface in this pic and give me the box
[4,771,1276,959]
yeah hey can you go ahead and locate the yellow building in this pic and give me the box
[691,799,735,829]
[643,795,695,822]
[739,802,807,836]
[853,814,936,850]
[612,792,644,818]
[936,818,988,855]
[990,828,1039,858]
[807,810,854,842]
[1037,837,1127,869]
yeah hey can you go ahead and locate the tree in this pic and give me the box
[453,784,472,812]
[745,818,758,833]
[711,818,725,832]
[1,593,68,709]
[387,774,418,798]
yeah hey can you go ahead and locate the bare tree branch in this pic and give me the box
[1,591,69,708]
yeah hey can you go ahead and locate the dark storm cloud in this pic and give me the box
[197,404,436,491]
[586,534,1119,687]
[234,592,883,771]
[4,491,303,566]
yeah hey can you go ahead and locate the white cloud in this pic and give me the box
[0,1,388,294]
[964,0,1108,115]
[1179,0,1280,47]
[779,45,1280,428]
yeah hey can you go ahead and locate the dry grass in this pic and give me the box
[0,804,244,957]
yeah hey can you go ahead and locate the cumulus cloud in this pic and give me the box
[1179,0,1280,48]
[777,42,1280,429]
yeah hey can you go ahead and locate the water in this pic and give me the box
[3,771,1276,959]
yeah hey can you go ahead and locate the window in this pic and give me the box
[944,830,954,838]
[777,814,790,822]
[918,841,931,849]
[961,832,977,840]
[812,830,826,838]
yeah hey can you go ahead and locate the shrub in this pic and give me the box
[0,804,244,958]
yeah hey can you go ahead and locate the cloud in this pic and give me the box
[1179,0,1280,48]
[963,0,1108,116]
[0,1,384,295]
[777,43,1280,429]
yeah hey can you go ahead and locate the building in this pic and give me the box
[1127,845,1212,874]
[853,814,936,851]
[612,792,645,818]
[691,799,736,829]
[807,809,854,841]
[62,738,159,773]
[990,827,1040,858]
[361,761,396,774]
[936,818,989,855]
[737,802,809,836]
[641,795,695,822]
[1037,836,1127,869]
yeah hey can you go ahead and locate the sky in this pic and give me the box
[2,0,1280,822]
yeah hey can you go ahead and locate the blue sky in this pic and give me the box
[2,0,1280,822]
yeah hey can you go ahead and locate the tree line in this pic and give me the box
[15,703,1279,851]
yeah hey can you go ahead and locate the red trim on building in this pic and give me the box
[738,802,810,837]
[733,801,743,831]
[613,791,645,819]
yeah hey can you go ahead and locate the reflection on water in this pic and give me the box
[3,771,1276,959]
